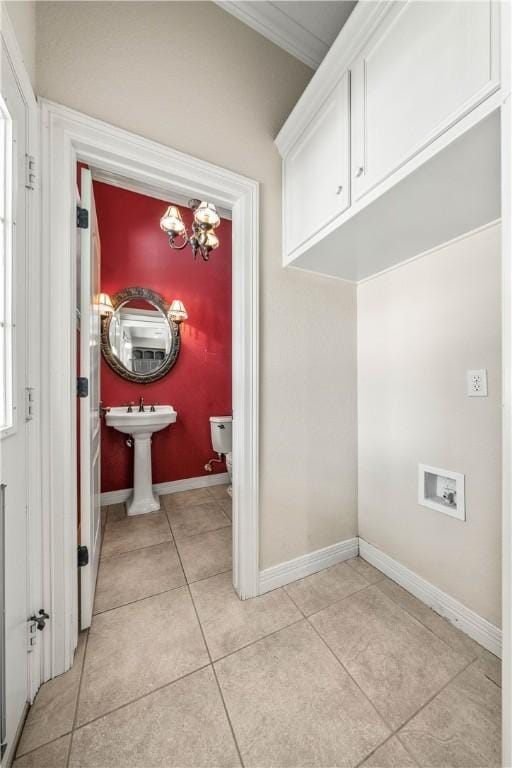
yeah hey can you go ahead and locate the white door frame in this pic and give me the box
[1,5,43,707]
[39,99,260,677]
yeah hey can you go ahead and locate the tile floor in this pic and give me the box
[14,485,501,767]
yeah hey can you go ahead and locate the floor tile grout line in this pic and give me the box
[306,594,477,768]
[101,536,174,561]
[352,732,415,768]
[68,662,213,735]
[210,616,305,666]
[93,581,189,617]
[373,583,489,667]
[15,622,476,768]
[210,663,245,768]
[187,567,232,587]
[283,588,400,766]
[372,579,486,663]
[305,594,477,740]
[170,526,245,768]
[302,605,396,734]
[284,576,373,619]
[392,657,475,736]
[187,586,246,768]
[171,518,232,545]
[66,628,90,768]
[25,493,237,761]
[100,537,179,562]
[14,731,75,763]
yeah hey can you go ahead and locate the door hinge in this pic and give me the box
[25,387,35,421]
[77,377,88,398]
[25,154,36,190]
[77,545,89,568]
[77,206,89,229]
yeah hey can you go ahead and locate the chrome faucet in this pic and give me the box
[138,396,145,413]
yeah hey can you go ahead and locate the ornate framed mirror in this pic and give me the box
[100,287,180,383]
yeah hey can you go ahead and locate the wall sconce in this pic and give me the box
[169,299,188,324]
[160,199,220,262]
[97,292,114,316]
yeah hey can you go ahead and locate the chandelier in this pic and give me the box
[160,199,220,261]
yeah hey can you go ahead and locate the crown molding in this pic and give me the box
[214,1,325,69]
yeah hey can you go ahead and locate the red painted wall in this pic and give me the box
[95,181,232,492]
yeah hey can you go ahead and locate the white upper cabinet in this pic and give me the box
[284,72,350,257]
[350,1,500,200]
[276,0,504,278]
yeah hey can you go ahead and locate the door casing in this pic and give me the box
[39,98,260,678]
[0,3,43,753]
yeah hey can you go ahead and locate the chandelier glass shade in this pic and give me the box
[160,199,221,261]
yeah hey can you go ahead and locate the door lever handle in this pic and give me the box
[29,609,50,631]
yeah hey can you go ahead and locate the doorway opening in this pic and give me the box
[40,100,259,678]
[76,165,235,630]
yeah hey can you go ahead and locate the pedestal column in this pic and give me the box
[127,432,160,516]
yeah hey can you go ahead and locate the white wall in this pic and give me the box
[4,1,36,87]
[357,223,502,626]
[35,1,358,569]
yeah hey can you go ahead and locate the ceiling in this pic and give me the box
[215,1,357,69]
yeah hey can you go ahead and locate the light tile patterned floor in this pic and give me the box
[15,485,501,767]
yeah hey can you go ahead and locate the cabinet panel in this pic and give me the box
[284,72,350,257]
[351,1,499,200]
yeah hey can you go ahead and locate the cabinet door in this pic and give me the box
[351,1,499,200]
[284,72,350,257]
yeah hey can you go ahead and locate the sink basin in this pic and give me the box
[105,405,177,516]
[106,405,177,435]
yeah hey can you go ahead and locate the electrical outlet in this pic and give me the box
[467,369,488,397]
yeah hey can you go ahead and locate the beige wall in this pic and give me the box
[35,1,358,569]
[357,223,502,625]
[4,1,36,87]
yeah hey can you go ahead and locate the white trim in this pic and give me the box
[500,0,512,758]
[275,2,390,153]
[91,167,232,221]
[281,92,502,273]
[213,1,327,69]
[40,99,259,677]
[1,0,43,709]
[359,539,502,658]
[259,538,359,594]
[100,472,230,506]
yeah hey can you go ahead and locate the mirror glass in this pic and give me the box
[101,289,180,383]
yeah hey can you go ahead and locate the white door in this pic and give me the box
[0,40,30,762]
[79,168,102,630]
[284,72,350,259]
[351,0,500,201]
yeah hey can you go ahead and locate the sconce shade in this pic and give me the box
[160,205,186,235]
[169,299,188,323]
[97,292,114,315]
[194,201,220,228]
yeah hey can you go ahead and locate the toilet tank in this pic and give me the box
[210,416,232,454]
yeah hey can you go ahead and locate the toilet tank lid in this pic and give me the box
[210,415,232,423]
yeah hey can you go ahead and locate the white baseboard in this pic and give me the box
[259,537,359,594]
[100,472,229,506]
[359,538,502,658]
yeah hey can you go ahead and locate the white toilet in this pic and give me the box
[209,416,232,495]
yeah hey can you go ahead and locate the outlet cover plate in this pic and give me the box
[467,369,488,397]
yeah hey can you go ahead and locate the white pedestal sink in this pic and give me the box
[106,405,177,516]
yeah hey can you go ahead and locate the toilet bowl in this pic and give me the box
[209,416,232,494]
